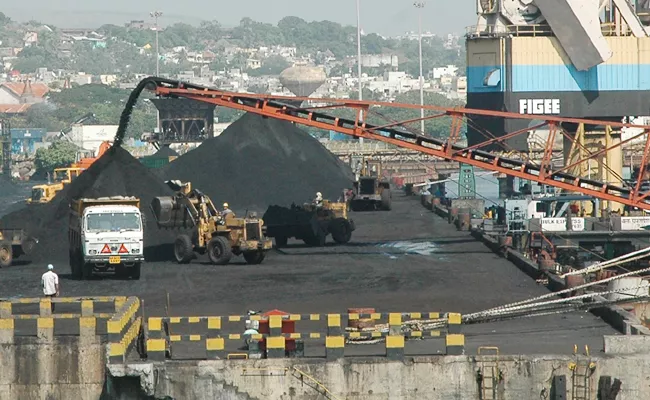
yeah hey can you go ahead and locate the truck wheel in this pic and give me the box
[275,236,288,248]
[380,189,392,211]
[0,244,12,268]
[304,229,326,247]
[81,263,93,280]
[207,236,232,265]
[174,234,194,264]
[130,263,141,280]
[331,219,352,244]
[243,251,265,265]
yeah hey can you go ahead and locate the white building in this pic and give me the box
[432,65,459,79]
[69,125,117,154]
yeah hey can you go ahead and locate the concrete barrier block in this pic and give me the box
[37,318,54,342]
[604,335,650,354]
[0,318,14,344]
[325,336,344,360]
[385,335,405,360]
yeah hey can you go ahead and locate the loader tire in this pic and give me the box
[380,189,392,211]
[174,234,194,264]
[207,236,232,265]
[243,251,266,265]
[22,237,37,256]
[0,244,12,268]
[331,219,352,244]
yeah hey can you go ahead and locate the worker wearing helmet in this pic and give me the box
[314,192,323,208]
[222,202,234,218]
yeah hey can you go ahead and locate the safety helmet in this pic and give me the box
[316,192,322,197]
[223,202,229,208]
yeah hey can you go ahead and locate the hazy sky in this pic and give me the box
[4,1,476,36]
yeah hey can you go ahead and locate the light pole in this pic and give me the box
[414,2,425,134]
[356,0,364,144]
[150,11,163,76]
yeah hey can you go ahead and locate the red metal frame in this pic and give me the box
[149,81,650,210]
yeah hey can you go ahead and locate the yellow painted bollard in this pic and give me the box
[386,313,404,360]
[206,317,223,359]
[445,313,464,355]
[326,314,344,360]
[146,317,166,362]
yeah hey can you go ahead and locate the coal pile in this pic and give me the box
[153,145,178,158]
[0,146,175,262]
[0,175,20,196]
[162,113,353,212]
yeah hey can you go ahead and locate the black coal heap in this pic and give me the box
[0,146,175,262]
[163,113,353,212]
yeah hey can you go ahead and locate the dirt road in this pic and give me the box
[0,193,616,355]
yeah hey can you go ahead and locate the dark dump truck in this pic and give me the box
[263,201,355,247]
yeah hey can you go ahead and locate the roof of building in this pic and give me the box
[0,104,33,113]
[1,81,50,98]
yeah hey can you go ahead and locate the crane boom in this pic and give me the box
[114,77,650,210]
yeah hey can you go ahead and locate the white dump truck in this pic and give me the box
[68,196,144,280]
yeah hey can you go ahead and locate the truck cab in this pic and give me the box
[69,197,144,280]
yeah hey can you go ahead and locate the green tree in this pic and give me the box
[34,141,78,174]
[247,55,290,76]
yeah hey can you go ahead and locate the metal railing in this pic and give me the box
[145,311,464,361]
[466,23,638,38]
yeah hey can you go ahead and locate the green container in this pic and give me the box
[140,156,170,169]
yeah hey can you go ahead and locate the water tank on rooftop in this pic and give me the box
[279,66,326,98]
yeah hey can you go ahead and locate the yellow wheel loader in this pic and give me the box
[151,181,273,265]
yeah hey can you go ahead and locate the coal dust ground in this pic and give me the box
[0,194,616,355]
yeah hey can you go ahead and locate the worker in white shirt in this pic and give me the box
[41,264,59,312]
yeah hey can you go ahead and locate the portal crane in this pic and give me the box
[113,78,650,210]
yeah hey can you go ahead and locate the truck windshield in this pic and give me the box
[86,213,141,232]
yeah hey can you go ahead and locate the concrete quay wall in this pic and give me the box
[109,353,650,400]
[0,336,106,400]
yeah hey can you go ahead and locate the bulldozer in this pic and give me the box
[151,181,273,265]
[263,199,355,247]
[0,229,37,268]
[349,156,392,211]
[27,167,84,204]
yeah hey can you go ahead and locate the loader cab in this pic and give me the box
[53,167,83,184]
[357,177,377,196]
[27,185,56,204]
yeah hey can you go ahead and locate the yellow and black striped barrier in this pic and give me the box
[0,296,142,364]
[107,297,141,364]
[145,311,464,361]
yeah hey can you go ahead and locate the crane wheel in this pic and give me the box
[243,251,266,265]
[331,219,352,244]
[207,236,232,265]
[174,234,194,264]
[0,244,12,268]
